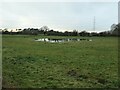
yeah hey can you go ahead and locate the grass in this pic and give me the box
[2,35,118,88]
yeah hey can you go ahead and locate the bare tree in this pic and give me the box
[40,26,49,35]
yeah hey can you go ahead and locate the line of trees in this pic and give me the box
[1,24,120,36]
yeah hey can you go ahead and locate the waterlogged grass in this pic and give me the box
[2,35,118,88]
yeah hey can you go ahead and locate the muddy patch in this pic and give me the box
[67,69,89,81]
[97,78,107,84]
[67,70,77,77]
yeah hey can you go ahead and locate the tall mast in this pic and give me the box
[118,1,120,24]
[93,16,96,31]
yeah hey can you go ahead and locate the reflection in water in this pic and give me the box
[35,38,92,43]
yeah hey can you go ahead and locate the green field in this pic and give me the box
[2,35,118,88]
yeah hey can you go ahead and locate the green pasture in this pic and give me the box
[2,35,118,88]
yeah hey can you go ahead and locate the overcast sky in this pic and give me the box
[0,2,118,32]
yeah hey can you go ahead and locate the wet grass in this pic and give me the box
[2,35,118,88]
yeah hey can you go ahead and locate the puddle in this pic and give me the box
[35,38,92,43]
